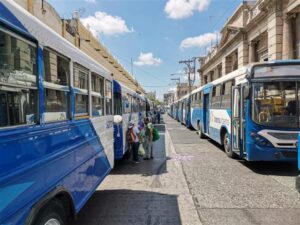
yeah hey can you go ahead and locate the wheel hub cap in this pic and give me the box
[45,219,60,225]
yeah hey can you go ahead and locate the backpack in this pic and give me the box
[152,128,160,142]
[126,128,136,144]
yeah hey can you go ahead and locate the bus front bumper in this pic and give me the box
[246,143,297,161]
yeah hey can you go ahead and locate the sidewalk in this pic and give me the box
[75,117,201,225]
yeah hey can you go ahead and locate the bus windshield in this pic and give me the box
[252,81,299,128]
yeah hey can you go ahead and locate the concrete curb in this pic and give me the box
[165,125,202,225]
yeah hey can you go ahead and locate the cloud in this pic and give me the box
[81,11,133,36]
[134,52,162,66]
[180,32,219,48]
[164,0,211,19]
[85,0,96,3]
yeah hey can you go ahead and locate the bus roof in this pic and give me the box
[3,0,112,81]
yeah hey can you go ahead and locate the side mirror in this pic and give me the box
[243,86,250,99]
[114,115,123,123]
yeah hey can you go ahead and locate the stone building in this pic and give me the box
[175,83,196,100]
[199,0,300,85]
[163,92,175,105]
[14,0,145,94]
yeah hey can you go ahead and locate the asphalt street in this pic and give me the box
[75,115,300,225]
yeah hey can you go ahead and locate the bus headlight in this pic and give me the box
[250,132,274,147]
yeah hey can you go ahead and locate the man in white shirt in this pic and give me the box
[129,121,140,163]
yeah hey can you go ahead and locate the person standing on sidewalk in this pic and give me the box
[157,110,161,124]
[128,121,141,164]
[144,118,154,160]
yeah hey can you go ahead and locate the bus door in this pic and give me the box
[203,93,210,134]
[183,101,186,123]
[0,91,8,126]
[231,85,246,156]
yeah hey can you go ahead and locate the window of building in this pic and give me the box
[106,80,112,115]
[74,63,89,117]
[0,28,37,127]
[211,85,221,108]
[91,72,104,116]
[292,13,300,59]
[43,48,70,122]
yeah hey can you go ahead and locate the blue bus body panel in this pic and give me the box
[244,100,297,161]
[0,120,111,224]
[113,124,124,160]
[191,107,203,130]
[186,109,191,127]
[299,134,300,170]
[113,80,124,160]
[245,117,298,161]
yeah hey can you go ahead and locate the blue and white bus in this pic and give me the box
[296,134,300,192]
[188,61,300,161]
[176,94,193,127]
[0,1,143,224]
[113,80,147,160]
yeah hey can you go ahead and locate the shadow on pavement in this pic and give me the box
[75,189,182,225]
[206,138,298,177]
[239,161,299,177]
[112,123,168,177]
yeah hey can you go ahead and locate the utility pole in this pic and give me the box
[179,59,194,95]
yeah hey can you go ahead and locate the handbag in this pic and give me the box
[138,144,145,156]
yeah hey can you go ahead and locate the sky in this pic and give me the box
[47,0,242,100]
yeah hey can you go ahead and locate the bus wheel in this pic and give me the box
[198,127,205,139]
[32,200,67,225]
[223,132,234,158]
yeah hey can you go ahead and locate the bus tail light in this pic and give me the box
[250,132,274,147]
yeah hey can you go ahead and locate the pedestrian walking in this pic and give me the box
[157,110,161,124]
[143,117,154,160]
[127,121,141,164]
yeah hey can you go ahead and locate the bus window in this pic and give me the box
[43,48,70,122]
[253,82,297,128]
[200,92,203,108]
[74,63,89,117]
[211,85,221,108]
[0,28,37,127]
[221,80,233,109]
[106,80,113,115]
[91,73,104,116]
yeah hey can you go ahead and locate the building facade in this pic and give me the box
[199,0,300,85]
[163,92,175,105]
[14,0,145,94]
[175,83,196,100]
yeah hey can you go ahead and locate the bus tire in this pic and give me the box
[198,127,205,139]
[31,199,67,225]
[223,132,234,158]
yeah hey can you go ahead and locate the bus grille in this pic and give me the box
[267,132,298,140]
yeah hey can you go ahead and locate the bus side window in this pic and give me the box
[43,48,70,122]
[211,85,221,108]
[221,81,233,109]
[199,92,203,108]
[73,63,89,118]
[105,80,113,115]
[91,73,104,117]
[0,28,38,127]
